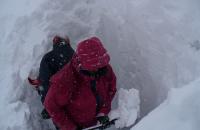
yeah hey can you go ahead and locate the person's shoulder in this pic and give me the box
[46,50,55,58]
[106,64,113,73]
[50,62,74,84]
[41,51,54,61]
[105,64,115,79]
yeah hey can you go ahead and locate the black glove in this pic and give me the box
[41,109,50,119]
[101,124,111,130]
[97,116,109,124]
[76,126,82,130]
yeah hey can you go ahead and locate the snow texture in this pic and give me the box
[110,88,140,128]
[1,0,200,130]
[131,79,200,130]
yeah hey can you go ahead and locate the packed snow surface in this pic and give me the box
[131,79,200,130]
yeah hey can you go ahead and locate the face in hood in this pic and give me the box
[73,37,110,72]
[52,35,70,49]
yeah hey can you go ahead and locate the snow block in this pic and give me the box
[110,88,140,128]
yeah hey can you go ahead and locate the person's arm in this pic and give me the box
[38,55,52,102]
[39,55,51,87]
[44,80,77,130]
[98,65,117,115]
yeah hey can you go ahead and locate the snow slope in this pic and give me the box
[131,79,200,130]
[110,88,140,129]
[1,0,200,130]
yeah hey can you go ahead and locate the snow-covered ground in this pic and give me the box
[131,79,200,130]
[0,0,200,130]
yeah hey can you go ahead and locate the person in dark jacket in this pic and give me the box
[38,35,74,103]
[44,37,117,130]
[29,35,74,120]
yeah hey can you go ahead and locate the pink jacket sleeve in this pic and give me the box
[44,69,77,130]
[99,65,117,115]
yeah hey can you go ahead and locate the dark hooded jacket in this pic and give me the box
[38,43,74,102]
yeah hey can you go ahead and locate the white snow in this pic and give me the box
[110,88,140,128]
[131,79,200,130]
[0,0,200,130]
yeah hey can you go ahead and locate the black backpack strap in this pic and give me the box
[90,80,102,113]
[80,66,108,78]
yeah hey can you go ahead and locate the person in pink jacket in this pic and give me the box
[44,37,117,130]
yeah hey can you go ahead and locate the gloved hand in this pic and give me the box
[97,116,109,125]
[101,124,111,130]
[76,126,82,130]
[41,109,50,119]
